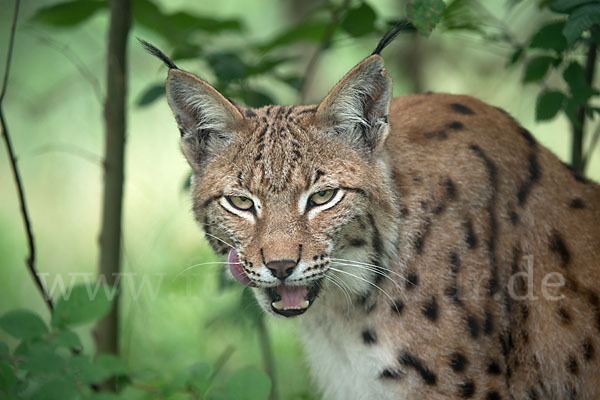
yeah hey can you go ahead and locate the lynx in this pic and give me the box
[142,25,600,399]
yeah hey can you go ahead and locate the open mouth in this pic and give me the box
[266,280,322,317]
[227,248,322,317]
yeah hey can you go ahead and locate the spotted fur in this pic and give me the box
[144,35,600,399]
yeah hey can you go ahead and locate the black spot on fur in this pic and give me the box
[380,368,404,379]
[464,220,477,249]
[549,232,571,267]
[527,388,539,400]
[485,391,501,400]
[445,285,462,306]
[449,252,460,274]
[519,127,536,147]
[449,352,468,372]
[487,361,502,375]
[422,296,438,321]
[447,121,464,130]
[570,198,585,209]
[567,355,578,374]
[467,315,480,338]
[245,109,257,117]
[450,103,475,115]
[406,271,419,289]
[483,310,494,335]
[362,329,377,345]
[445,178,457,199]
[558,307,572,324]
[391,299,404,315]
[517,153,541,205]
[583,338,594,361]
[349,238,366,247]
[414,221,431,254]
[458,381,475,398]
[398,350,437,385]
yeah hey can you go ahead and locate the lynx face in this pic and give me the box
[165,57,399,317]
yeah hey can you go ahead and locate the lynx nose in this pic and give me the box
[266,259,297,280]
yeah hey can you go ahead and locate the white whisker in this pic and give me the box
[175,261,229,278]
[331,261,404,291]
[331,257,410,284]
[329,266,396,306]
[204,231,235,249]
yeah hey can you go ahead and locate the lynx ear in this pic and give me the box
[166,69,243,171]
[316,55,392,155]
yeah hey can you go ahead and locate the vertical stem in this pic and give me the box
[0,0,54,313]
[95,0,131,360]
[257,317,278,400]
[572,34,597,173]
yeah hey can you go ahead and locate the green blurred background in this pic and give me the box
[1,0,599,399]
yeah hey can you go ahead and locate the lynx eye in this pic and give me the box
[227,196,254,211]
[309,189,336,206]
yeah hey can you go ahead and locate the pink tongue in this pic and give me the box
[228,249,256,287]
[277,285,309,308]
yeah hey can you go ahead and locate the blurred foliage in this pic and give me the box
[0,285,271,400]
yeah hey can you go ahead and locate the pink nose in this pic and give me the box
[266,260,297,280]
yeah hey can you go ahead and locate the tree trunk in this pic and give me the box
[95,0,131,362]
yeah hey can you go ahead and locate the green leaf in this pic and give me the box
[137,84,165,107]
[224,367,271,400]
[133,0,242,45]
[441,0,485,33]
[68,354,127,384]
[0,310,48,340]
[259,20,329,52]
[406,0,446,36]
[523,56,555,83]
[187,362,213,395]
[550,0,596,13]
[562,4,600,46]
[530,21,568,52]
[0,360,17,390]
[31,0,107,27]
[507,47,524,66]
[206,52,248,81]
[22,343,64,374]
[49,330,82,351]
[51,284,113,328]
[341,2,377,37]
[30,377,79,400]
[0,342,8,356]
[563,61,598,102]
[536,90,566,121]
[171,44,203,61]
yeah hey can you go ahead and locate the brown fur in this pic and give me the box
[160,52,600,399]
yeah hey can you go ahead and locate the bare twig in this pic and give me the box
[0,0,54,313]
[299,0,351,104]
[583,121,600,169]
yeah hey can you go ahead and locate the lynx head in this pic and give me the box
[141,30,403,317]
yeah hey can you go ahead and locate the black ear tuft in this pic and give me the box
[371,21,414,56]
[138,38,178,70]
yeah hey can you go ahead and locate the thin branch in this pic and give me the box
[299,0,351,104]
[257,316,278,400]
[0,0,54,312]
